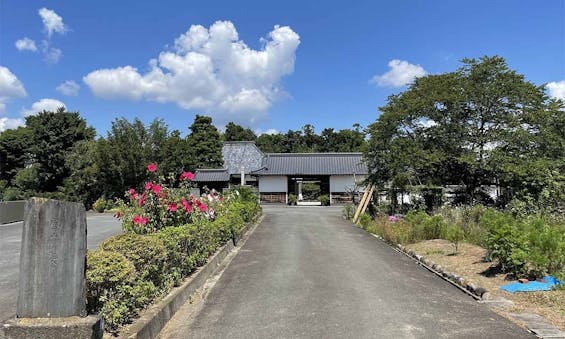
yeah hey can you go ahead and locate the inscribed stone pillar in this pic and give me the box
[17,198,87,318]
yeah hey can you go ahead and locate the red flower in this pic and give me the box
[179,171,195,181]
[181,198,193,213]
[129,188,138,199]
[133,215,148,225]
[145,182,153,190]
[114,211,122,219]
[138,192,147,206]
[219,196,224,202]
[152,184,162,194]
[147,163,157,172]
[198,203,208,212]
[167,203,178,212]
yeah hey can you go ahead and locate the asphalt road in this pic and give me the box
[168,205,533,339]
[0,213,122,322]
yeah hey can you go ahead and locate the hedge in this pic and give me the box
[86,198,261,334]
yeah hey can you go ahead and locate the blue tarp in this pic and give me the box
[500,276,562,293]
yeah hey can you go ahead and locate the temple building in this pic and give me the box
[193,141,367,205]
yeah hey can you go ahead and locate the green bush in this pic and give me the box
[86,250,135,313]
[101,233,167,287]
[86,192,263,335]
[446,224,465,254]
[320,195,330,206]
[342,203,354,220]
[358,213,372,228]
[288,194,297,205]
[92,197,107,213]
[482,210,529,276]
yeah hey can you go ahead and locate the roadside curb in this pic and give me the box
[363,230,565,338]
[116,214,264,339]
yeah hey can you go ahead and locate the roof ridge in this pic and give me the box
[265,152,363,156]
[195,168,228,172]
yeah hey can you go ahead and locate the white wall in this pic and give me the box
[330,175,366,192]
[259,176,287,192]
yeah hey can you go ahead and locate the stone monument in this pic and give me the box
[2,198,103,339]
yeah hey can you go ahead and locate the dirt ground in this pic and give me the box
[405,239,565,330]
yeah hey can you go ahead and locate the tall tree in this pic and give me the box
[365,56,550,204]
[224,122,257,141]
[187,115,223,169]
[0,127,32,185]
[26,108,95,192]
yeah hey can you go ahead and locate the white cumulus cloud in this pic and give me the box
[370,59,427,87]
[15,38,38,52]
[22,98,66,117]
[38,8,68,38]
[547,81,565,101]
[84,20,300,124]
[56,80,80,96]
[0,66,27,113]
[0,117,25,132]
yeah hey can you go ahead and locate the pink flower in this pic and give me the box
[181,199,193,213]
[114,211,122,219]
[152,184,162,194]
[179,171,195,181]
[133,215,148,225]
[145,182,153,190]
[129,188,138,200]
[147,163,157,172]
[138,192,146,206]
[167,203,178,212]
[198,203,208,212]
[388,215,398,222]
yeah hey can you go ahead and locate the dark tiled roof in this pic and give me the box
[252,153,368,176]
[193,169,230,182]
[222,142,265,175]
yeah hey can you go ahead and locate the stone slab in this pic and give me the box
[1,315,103,339]
[17,198,87,318]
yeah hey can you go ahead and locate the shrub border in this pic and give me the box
[117,214,264,339]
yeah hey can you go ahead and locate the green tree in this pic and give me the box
[365,56,550,205]
[26,108,95,192]
[160,130,192,177]
[63,140,103,208]
[256,133,286,153]
[187,115,223,169]
[223,122,257,141]
[0,127,32,185]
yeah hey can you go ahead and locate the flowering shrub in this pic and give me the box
[116,163,223,234]
[87,164,262,334]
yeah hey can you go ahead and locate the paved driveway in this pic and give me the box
[0,213,122,322]
[165,205,532,338]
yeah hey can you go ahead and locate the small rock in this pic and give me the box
[476,287,487,297]
[466,282,477,292]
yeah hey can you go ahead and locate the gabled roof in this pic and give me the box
[222,141,265,175]
[252,153,368,176]
[193,169,230,182]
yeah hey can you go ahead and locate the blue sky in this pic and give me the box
[1,1,564,136]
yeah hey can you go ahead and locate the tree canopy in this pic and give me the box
[365,55,564,208]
